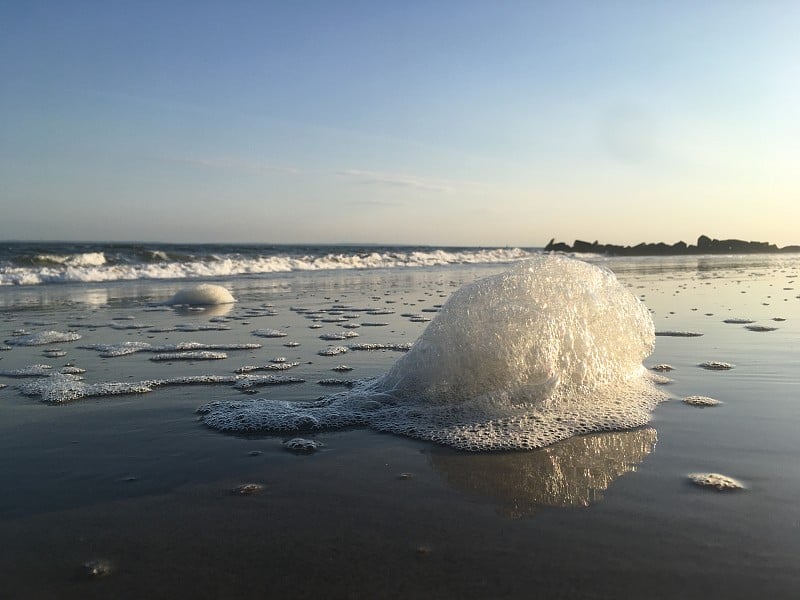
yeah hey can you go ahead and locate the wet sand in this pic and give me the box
[1,258,800,598]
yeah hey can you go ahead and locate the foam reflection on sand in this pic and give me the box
[428,427,657,516]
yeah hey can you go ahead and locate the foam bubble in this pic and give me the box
[200,256,666,451]
[167,284,235,305]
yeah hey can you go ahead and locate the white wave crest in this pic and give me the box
[0,248,536,286]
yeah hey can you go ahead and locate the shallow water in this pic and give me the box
[1,254,799,598]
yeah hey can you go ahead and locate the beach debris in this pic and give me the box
[683,395,722,407]
[233,483,264,495]
[167,284,235,305]
[5,330,81,346]
[687,472,744,490]
[699,361,734,370]
[283,438,322,454]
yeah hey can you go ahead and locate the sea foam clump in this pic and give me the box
[199,255,667,451]
[167,284,235,305]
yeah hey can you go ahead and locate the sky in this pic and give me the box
[1,1,798,246]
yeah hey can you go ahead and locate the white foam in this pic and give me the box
[6,330,81,346]
[699,361,734,370]
[199,256,667,451]
[19,372,306,404]
[150,351,228,361]
[252,329,288,338]
[1,247,536,286]
[683,395,722,407]
[167,284,235,305]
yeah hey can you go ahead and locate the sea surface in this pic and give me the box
[0,241,536,285]
[0,245,798,599]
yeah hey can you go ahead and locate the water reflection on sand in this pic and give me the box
[429,427,656,517]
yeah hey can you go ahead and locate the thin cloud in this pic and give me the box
[172,156,299,174]
[348,199,405,207]
[337,169,456,193]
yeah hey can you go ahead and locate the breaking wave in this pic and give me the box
[0,244,537,285]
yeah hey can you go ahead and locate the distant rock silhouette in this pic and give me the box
[544,236,797,256]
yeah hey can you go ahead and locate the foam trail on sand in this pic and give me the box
[199,255,667,451]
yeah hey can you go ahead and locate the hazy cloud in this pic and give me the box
[337,169,456,193]
[172,156,299,174]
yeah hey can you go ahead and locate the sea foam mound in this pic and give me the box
[199,255,667,451]
[166,284,235,306]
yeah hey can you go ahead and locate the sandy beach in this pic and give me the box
[1,256,799,599]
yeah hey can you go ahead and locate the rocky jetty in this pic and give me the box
[545,235,800,256]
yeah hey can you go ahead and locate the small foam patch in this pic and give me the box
[6,331,81,346]
[683,395,722,407]
[699,361,734,370]
[688,472,744,490]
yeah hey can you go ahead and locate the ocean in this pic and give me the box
[0,241,536,286]
[0,244,798,599]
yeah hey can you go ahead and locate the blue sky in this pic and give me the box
[1,1,798,246]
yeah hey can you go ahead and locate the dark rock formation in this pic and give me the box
[544,235,791,256]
